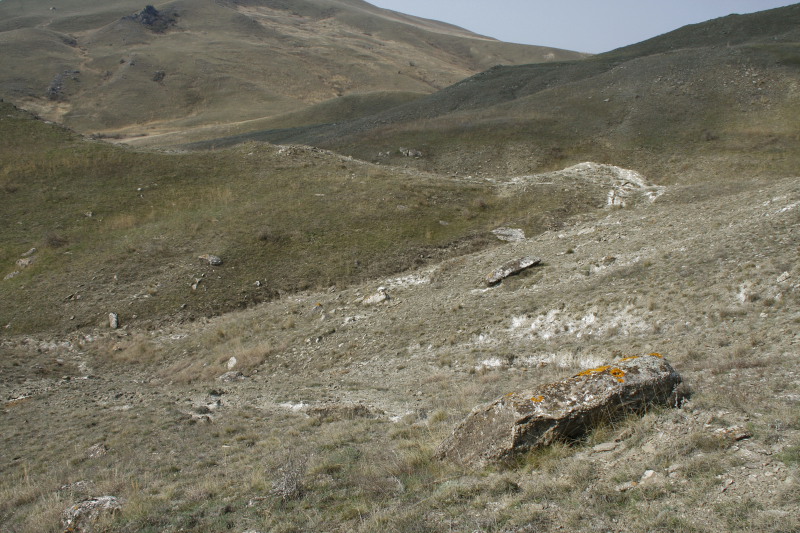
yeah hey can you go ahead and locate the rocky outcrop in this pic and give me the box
[436,354,685,467]
[485,257,540,286]
[124,5,177,33]
[61,496,122,532]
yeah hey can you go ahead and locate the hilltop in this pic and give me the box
[0,0,585,138]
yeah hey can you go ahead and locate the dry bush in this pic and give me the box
[270,454,308,502]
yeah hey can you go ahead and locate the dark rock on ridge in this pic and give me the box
[124,5,177,33]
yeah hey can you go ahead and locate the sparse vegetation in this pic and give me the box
[1,3,799,532]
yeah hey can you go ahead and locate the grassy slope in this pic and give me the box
[0,102,611,334]
[214,4,800,186]
[0,0,586,136]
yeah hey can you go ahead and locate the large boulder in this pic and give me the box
[436,354,685,467]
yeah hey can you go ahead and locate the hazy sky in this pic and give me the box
[368,0,798,53]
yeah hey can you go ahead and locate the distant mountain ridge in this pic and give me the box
[0,0,586,136]
[203,3,799,184]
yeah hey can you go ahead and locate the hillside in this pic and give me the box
[2,143,798,532]
[0,101,614,335]
[201,3,800,186]
[1,4,799,533]
[0,0,585,138]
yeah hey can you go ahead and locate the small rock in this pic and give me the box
[108,313,119,329]
[61,496,122,533]
[485,257,541,286]
[776,272,790,283]
[87,443,108,459]
[16,257,34,268]
[198,254,222,266]
[226,356,237,370]
[491,227,526,242]
[191,278,202,290]
[21,247,37,257]
[4,271,20,280]
[363,287,390,305]
[592,442,618,453]
[640,470,657,482]
[398,147,423,158]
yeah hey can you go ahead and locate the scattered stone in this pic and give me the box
[363,287,390,305]
[485,257,541,286]
[716,426,752,441]
[58,480,93,493]
[198,254,222,266]
[226,356,237,370]
[21,247,37,257]
[152,70,165,83]
[398,147,423,158]
[16,257,34,268]
[217,371,245,382]
[436,354,685,467]
[191,277,202,290]
[640,470,658,483]
[776,271,791,283]
[61,496,122,533]
[4,271,20,280]
[491,227,526,242]
[108,313,119,329]
[87,443,108,459]
[592,442,618,453]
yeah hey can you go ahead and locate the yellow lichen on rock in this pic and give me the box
[576,365,612,377]
[575,365,626,382]
[609,367,626,382]
[531,395,545,403]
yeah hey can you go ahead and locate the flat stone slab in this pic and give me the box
[436,354,684,467]
[485,256,541,286]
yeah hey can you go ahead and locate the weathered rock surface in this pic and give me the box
[108,313,119,329]
[436,354,685,467]
[198,254,223,266]
[362,287,390,305]
[491,227,526,242]
[61,496,122,533]
[485,257,540,286]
